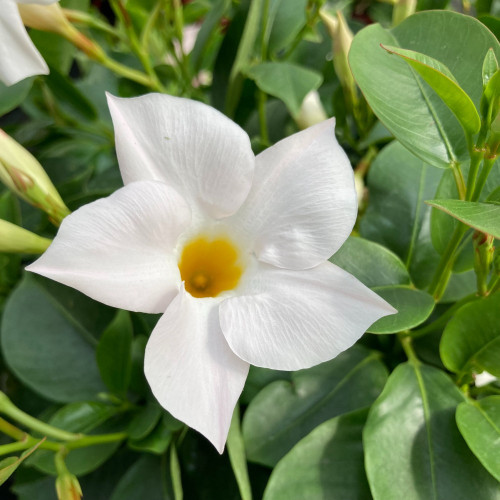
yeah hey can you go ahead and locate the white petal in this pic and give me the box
[106,93,255,219]
[0,0,49,86]
[144,285,249,453]
[16,1,59,5]
[27,181,190,313]
[220,261,396,371]
[474,371,497,387]
[227,119,357,270]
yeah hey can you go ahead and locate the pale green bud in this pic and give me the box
[392,0,417,26]
[0,219,51,254]
[296,91,328,130]
[0,130,70,225]
[56,473,83,500]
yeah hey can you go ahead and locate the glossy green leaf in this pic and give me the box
[427,199,500,239]
[128,419,172,455]
[127,402,162,441]
[0,439,44,486]
[350,11,500,168]
[360,141,443,287]
[227,406,252,500]
[330,236,410,288]
[1,274,113,402]
[364,362,500,500]
[246,62,323,116]
[367,286,435,334]
[96,310,133,396]
[440,292,500,380]
[0,78,34,116]
[263,409,371,500]
[456,396,500,482]
[242,345,388,466]
[381,44,481,136]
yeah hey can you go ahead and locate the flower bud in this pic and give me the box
[56,473,83,500]
[0,130,70,224]
[392,0,417,26]
[473,230,495,295]
[0,219,51,254]
[18,3,106,62]
[321,10,357,107]
[295,91,328,130]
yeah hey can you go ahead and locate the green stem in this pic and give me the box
[65,432,127,450]
[427,224,468,300]
[410,293,478,338]
[0,440,32,457]
[54,448,69,476]
[398,334,420,365]
[472,154,497,201]
[451,162,466,200]
[63,9,123,39]
[258,90,270,147]
[0,392,80,442]
[0,417,27,441]
[465,148,485,200]
[489,273,500,295]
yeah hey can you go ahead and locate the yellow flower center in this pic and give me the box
[178,235,243,298]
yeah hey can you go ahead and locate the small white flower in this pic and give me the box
[474,371,498,387]
[28,93,396,452]
[0,0,58,86]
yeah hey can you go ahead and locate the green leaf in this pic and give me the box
[427,199,500,239]
[127,402,162,441]
[367,286,435,334]
[0,439,44,486]
[96,310,133,396]
[331,236,410,287]
[360,141,443,288]
[381,44,481,136]
[128,419,172,455]
[364,362,500,500]
[227,406,252,500]
[350,11,500,168]
[456,396,500,482]
[267,0,308,55]
[246,62,323,116]
[110,455,174,500]
[482,49,499,87]
[440,292,500,380]
[0,78,34,117]
[1,274,113,402]
[242,345,388,466]
[263,409,371,500]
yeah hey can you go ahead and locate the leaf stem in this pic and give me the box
[472,154,497,201]
[398,334,420,365]
[0,392,80,442]
[465,148,485,200]
[451,162,466,200]
[258,90,270,147]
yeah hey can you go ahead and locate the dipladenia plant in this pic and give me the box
[0,1,499,499]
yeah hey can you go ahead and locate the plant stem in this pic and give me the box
[427,224,468,301]
[258,90,270,147]
[63,9,123,39]
[65,432,127,450]
[465,148,485,200]
[451,162,466,200]
[0,392,80,442]
[398,334,420,365]
[472,154,497,201]
[0,417,27,441]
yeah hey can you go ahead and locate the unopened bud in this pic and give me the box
[56,473,82,500]
[18,3,105,62]
[0,219,51,254]
[473,230,494,295]
[321,11,357,107]
[295,91,328,130]
[392,0,417,25]
[0,130,70,224]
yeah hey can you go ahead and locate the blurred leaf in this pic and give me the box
[364,362,500,500]
[30,31,75,74]
[367,286,435,334]
[1,274,113,402]
[96,310,133,396]
[263,410,371,500]
[427,200,500,239]
[246,62,322,116]
[381,45,481,136]
[360,141,443,288]
[110,455,173,500]
[240,366,290,405]
[440,292,500,381]
[128,419,172,455]
[330,236,411,288]
[456,396,500,482]
[350,11,499,168]
[0,439,44,486]
[0,78,34,116]
[127,402,162,441]
[243,345,387,466]
[267,0,308,55]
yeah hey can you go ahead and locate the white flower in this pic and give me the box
[27,93,396,452]
[0,0,59,86]
[474,371,498,387]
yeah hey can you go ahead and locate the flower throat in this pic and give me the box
[178,236,243,298]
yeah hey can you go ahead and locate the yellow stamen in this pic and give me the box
[178,236,243,298]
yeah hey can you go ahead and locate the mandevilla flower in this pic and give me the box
[0,0,59,86]
[28,94,396,452]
